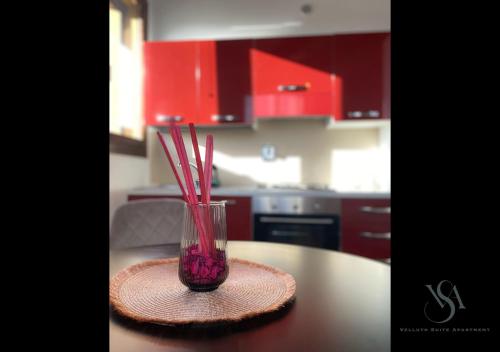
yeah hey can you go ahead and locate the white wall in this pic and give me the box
[376,124,391,191]
[148,0,390,41]
[150,120,389,192]
[110,153,150,225]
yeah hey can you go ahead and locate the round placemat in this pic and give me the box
[110,258,296,325]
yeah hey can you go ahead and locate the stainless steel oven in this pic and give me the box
[253,196,341,250]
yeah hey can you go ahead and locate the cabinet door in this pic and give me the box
[332,33,390,120]
[211,196,252,241]
[144,42,198,125]
[252,36,333,117]
[198,40,253,125]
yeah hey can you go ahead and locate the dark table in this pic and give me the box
[110,241,390,352]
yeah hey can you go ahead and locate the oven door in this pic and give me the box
[253,214,340,250]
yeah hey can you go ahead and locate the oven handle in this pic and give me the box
[259,216,334,225]
[271,230,309,237]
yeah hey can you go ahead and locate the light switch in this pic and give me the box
[261,144,276,161]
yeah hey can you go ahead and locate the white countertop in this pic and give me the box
[129,185,390,199]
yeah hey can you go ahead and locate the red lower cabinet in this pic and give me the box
[341,198,391,262]
[211,196,252,241]
[128,195,252,241]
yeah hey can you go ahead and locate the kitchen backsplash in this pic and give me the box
[148,119,390,192]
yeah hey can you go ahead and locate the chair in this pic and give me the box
[110,198,185,249]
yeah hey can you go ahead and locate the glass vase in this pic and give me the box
[178,201,229,291]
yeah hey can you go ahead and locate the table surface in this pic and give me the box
[110,241,390,352]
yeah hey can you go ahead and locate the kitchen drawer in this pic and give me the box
[341,198,391,261]
[341,228,391,260]
[341,199,390,229]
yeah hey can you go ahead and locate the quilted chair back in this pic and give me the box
[110,199,185,249]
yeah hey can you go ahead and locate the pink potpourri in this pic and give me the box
[179,244,228,291]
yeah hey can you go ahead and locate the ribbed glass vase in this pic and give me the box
[178,201,229,291]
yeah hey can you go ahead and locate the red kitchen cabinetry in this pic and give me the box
[144,33,390,124]
[198,40,253,124]
[211,196,252,241]
[144,41,198,125]
[332,33,391,120]
[128,195,253,241]
[144,40,253,126]
[251,36,333,117]
[341,198,391,262]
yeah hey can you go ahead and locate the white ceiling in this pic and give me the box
[148,0,391,41]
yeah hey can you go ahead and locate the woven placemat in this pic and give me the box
[110,258,296,325]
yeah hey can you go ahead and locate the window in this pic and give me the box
[109,0,147,156]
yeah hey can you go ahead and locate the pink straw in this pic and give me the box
[188,128,215,255]
[156,131,188,202]
[170,125,198,203]
[205,135,215,252]
[204,135,214,204]
[169,125,209,254]
[157,124,215,256]
[188,123,207,204]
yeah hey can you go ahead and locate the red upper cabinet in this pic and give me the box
[144,41,198,125]
[251,36,333,117]
[198,40,253,124]
[331,33,391,120]
[198,41,218,125]
[143,33,390,125]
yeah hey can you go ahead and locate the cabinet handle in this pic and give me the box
[277,84,309,92]
[271,230,309,238]
[360,206,391,214]
[212,114,238,122]
[359,232,391,239]
[347,110,380,118]
[260,217,334,225]
[156,114,184,123]
[225,200,237,205]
